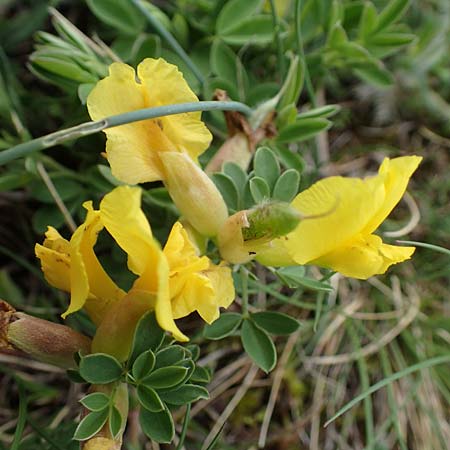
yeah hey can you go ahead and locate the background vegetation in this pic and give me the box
[0,0,449,449]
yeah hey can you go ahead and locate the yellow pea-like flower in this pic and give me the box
[35,186,235,360]
[86,58,212,184]
[257,156,422,279]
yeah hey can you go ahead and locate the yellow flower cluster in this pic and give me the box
[35,57,421,352]
[36,186,234,359]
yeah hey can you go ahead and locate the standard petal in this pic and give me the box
[287,174,386,264]
[66,202,125,324]
[99,186,157,278]
[137,58,212,160]
[362,156,422,235]
[312,234,415,279]
[35,227,71,293]
[87,62,171,183]
[99,187,188,341]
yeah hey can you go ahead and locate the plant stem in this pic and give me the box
[0,101,253,165]
[240,266,249,317]
[175,403,191,450]
[294,0,316,107]
[130,0,205,85]
[268,0,286,79]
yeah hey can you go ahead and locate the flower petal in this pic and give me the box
[87,62,169,183]
[312,234,415,279]
[362,156,422,235]
[100,186,157,278]
[35,227,71,293]
[67,202,125,324]
[164,222,235,323]
[100,186,188,341]
[287,174,386,264]
[137,58,212,160]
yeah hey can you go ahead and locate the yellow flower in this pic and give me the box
[257,156,422,279]
[164,222,235,324]
[87,58,212,184]
[35,186,235,359]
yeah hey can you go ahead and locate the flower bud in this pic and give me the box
[1,300,91,368]
[160,152,229,237]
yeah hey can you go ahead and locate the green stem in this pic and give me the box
[175,403,191,450]
[0,101,253,165]
[240,266,249,317]
[130,0,205,85]
[269,0,286,79]
[294,0,316,107]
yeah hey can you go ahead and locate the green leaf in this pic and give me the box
[160,384,209,405]
[369,32,415,47]
[216,0,262,35]
[327,23,348,48]
[129,312,164,365]
[109,406,122,439]
[275,265,305,285]
[358,2,378,39]
[241,319,276,373]
[223,162,248,194]
[86,0,145,35]
[0,173,33,192]
[67,369,86,384]
[251,311,300,335]
[220,15,275,46]
[278,57,305,111]
[79,354,123,384]
[73,409,109,441]
[374,0,410,34]
[29,54,98,84]
[277,118,332,143]
[272,146,305,171]
[203,313,242,340]
[154,346,186,370]
[140,406,174,444]
[210,40,238,84]
[272,169,300,202]
[28,178,83,203]
[186,344,200,362]
[297,105,341,120]
[78,83,95,104]
[142,366,189,389]
[132,350,156,381]
[276,266,334,292]
[353,62,394,87]
[136,385,164,412]
[253,147,280,191]
[212,172,239,211]
[249,177,270,203]
[190,366,211,384]
[80,393,110,412]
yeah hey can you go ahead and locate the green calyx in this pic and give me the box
[242,201,301,242]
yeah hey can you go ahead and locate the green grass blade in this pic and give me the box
[324,355,450,427]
